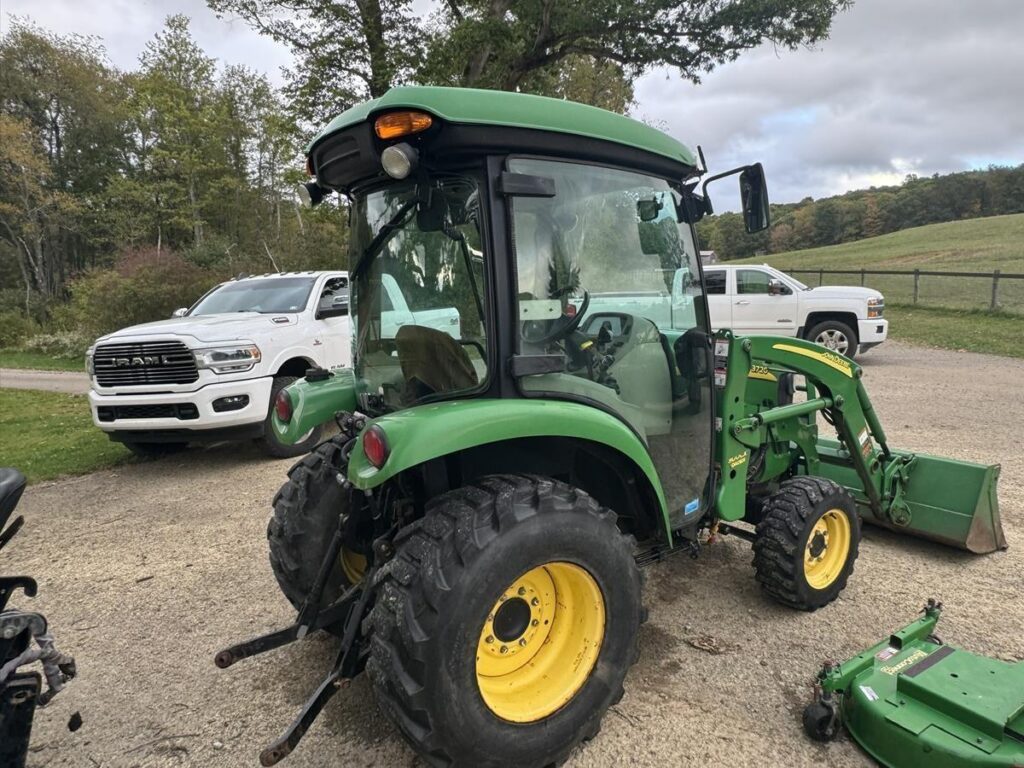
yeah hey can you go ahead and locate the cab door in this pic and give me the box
[730,268,799,335]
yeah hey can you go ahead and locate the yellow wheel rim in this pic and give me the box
[340,548,367,583]
[804,509,851,590]
[476,562,605,723]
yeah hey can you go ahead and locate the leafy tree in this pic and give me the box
[209,0,851,119]
[0,116,79,301]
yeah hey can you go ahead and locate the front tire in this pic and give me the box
[258,376,323,458]
[367,475,643,768]
[806,319,858,359]
[753,477,860,611]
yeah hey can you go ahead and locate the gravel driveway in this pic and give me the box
[7,341,1023,768]
[0,368,89,394]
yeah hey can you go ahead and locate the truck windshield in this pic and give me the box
[349,175,488,412]
[190,277,316,315]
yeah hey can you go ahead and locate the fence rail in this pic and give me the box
[785,268,1024,313]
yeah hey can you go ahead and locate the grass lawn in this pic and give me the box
[0,349,84,372]
[884,305,1023,359]
[736,213,1024,315]
[734,214,1024,357]
[0,390,131,483]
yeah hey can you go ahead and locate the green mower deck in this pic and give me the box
[805,601,1024,767]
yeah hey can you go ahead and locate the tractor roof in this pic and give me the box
[309,86,697,169]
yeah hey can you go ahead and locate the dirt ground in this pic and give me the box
[7,340,1023,768]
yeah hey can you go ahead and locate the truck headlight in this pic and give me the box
[85,346,95,375]
[194,344,261,374]
[867,297,884,318]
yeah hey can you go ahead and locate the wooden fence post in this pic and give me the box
[991,269,1000,311]
[860,269,865,286]
[913,269,920,305]
[818,269,824,287]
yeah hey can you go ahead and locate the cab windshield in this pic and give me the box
[349,175,488,412]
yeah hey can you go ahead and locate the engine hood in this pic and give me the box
[804,285,883,301]
[94,313,300,345]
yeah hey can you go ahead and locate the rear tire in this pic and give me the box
[258,376,323,458]
[753,477,860,611]
[267,435,366,617]
[806,319,858,360]
[123,441,188,459]
[366,475,643,768]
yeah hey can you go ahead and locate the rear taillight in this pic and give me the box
[274,389,293,422]
[363,425,390,468]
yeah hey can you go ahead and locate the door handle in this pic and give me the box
[735,300,750,306]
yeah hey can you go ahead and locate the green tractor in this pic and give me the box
[215,87,1005,767]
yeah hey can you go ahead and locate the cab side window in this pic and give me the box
[737,269,771,295]
[705,270,727,295]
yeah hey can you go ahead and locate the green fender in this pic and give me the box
[270,368,358,444]
[347,398,672,540]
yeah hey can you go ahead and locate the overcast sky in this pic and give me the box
[4,0,1023,204]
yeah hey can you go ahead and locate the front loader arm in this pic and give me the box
[713,332,1005,554]
[714,332,887,522]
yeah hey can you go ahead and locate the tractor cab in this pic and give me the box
[299,86,767,530]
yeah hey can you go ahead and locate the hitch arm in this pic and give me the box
[258,564,379,766]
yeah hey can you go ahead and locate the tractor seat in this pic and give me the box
[0,468,27,520]
[395,325,478,398]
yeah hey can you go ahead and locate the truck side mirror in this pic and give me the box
[740,163,770,233]
[768,279,789,296]
[171,307,188,318]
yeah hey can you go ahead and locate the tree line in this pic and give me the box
[698,164,1024,261]
[0,0,854,351]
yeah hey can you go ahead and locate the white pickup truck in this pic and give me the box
[86,271,351,458]
[704,264,887,359]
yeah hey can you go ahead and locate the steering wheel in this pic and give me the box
[521,291,590,345]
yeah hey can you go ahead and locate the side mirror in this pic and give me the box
[768,279,788,296]
[171,307,188,318]
[316,303,348,319]
[740,163,770,233]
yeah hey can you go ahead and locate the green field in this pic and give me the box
[737,213,1024,315]
[0,349,84,372]
[0,390,131,482]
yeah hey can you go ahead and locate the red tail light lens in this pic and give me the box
[564,302,577,318]
[363,425,389,468]
[274,389,293,422]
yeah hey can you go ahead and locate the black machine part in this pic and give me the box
[0,468,78,766]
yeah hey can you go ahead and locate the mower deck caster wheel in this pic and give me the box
[802,700,839,742]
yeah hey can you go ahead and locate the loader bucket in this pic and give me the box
[815,441,1006,554]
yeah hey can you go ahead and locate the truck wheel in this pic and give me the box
[752,477,860,611]
[123,441,188,459]
[259,376,323,458]
[367,475,643,768]
[267,435,367,618]
[806,319,858,359]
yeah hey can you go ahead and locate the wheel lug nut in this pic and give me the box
[500,645,508,654]
[518,587,527,596]
[519,638,527,647]
[531,597,539,606]
[485,635,494,644]
[531,619,539,627]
